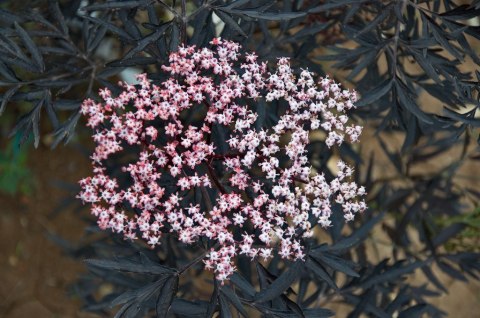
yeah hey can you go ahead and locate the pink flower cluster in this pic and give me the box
[78,38,366,282]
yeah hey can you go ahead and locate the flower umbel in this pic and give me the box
[78,38,366,282]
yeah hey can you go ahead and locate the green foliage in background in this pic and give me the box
[0,135,32,196]
[439,207,480,253]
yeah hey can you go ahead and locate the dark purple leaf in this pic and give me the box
[156,275,178,317]
[0,85,20,115]
[82,16,134,41]
[305,258,338,290]
[220,286,248,317]
[355,79,392,107]
[214,9,248,37]
[312,253,359,277]
[232,10,306,21]
[48,0,68,35]
[303,308,335,318]
[437,260,467,281]
[360,260,425,289]
[219,294,233,318]
[14,22,44,72]
[327,212,385,252]
[85,257,174,275]
[84,1,145,11]
[255,261,303,302]
[171,298,209,317]
[125,22,171,58]
[231,272,256,298]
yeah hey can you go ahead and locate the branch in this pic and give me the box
[180,0,187,44]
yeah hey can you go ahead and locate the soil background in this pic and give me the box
[0,144,98,318]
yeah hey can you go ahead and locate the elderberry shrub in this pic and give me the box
[1,1,479,317]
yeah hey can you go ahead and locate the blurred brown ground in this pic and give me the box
[0,145,97,318]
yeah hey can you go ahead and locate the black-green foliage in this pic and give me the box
[1,1,479,317]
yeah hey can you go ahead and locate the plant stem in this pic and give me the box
[180,0,187,44]
[207,162,227,194]
[178,243,219,274]
[390,0,407,78]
